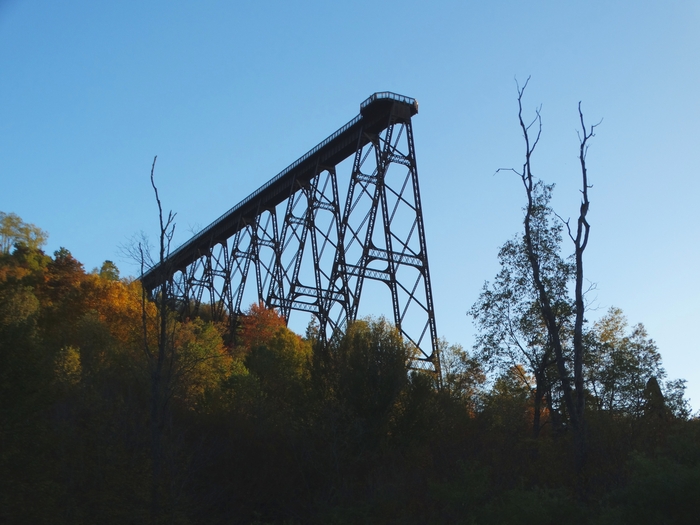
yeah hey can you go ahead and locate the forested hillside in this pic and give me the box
[1,212,699,524]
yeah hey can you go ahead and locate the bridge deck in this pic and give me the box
[141,92,418,291]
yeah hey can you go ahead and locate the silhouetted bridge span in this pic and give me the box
[142,92,440,374]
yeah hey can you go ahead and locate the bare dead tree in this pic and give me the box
[572,102,596,415]
[507,79,578,436]
[133,157,233,520]
[141,155,177,525]
[505,78,599,479]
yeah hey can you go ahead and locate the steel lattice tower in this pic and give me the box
[141,92,440,374]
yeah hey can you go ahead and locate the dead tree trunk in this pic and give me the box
[569,102,597,476]
[139,156,177,525]
[511,79,598,480]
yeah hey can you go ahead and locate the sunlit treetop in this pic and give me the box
[0,211,48,254]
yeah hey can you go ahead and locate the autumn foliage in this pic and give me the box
[1,214,699,524]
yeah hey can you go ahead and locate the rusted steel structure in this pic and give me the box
[141,92,440,373]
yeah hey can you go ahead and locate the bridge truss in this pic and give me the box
[141,92,440,374]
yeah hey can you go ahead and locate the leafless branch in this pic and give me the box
[118,231,155,274]
[495,167,524,177]
[150,156,177,266]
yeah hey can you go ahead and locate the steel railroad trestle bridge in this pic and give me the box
[141,92,440,374]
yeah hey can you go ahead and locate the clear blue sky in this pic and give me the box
[2,0,699,409]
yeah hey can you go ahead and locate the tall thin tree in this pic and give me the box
[509,78,598,477]
[139,156,177,524]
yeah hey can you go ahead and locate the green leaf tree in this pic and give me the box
[0,211,48,254]
[470,181,572,437]
[586,307,688,419]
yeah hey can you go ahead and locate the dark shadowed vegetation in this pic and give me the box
[1,212,697,524]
